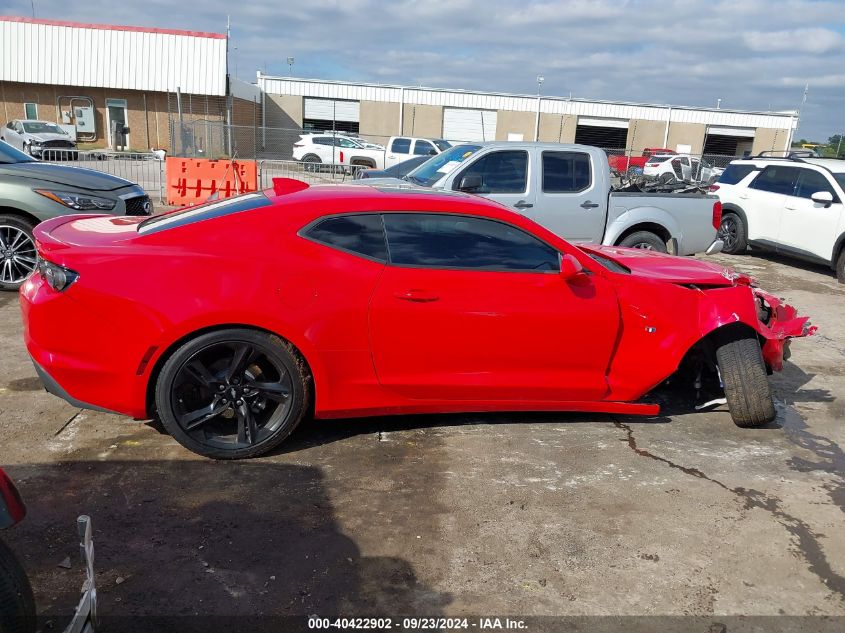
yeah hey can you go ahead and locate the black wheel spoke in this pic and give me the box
[249,380,290,402]
[226,344,256,382]
[184,359,218,388]
[179,400,228,431]
[236,402,259,445]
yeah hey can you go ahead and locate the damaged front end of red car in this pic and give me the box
[752,287,817,372]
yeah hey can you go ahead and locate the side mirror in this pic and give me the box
[457,174,482,192]
[811,191,834,206]
[428,149,437,155]
[559,254,584,280]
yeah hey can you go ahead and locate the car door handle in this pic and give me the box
[784,205,797,210]
[395,290,439,303]
[739,194,749,200]
[513,200,533,209]
[580,201,600,209]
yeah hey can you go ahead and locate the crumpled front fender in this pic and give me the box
[752,288,816,372]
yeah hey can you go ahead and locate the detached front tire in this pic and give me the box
[0,538,36,633]
[155,329,311,459]
[716,335,776,427]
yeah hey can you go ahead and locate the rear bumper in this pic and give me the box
[20,274,149,418]
[30,357,118,414]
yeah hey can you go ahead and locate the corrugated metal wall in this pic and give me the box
[259,75,796,132]
[0,18,227,96]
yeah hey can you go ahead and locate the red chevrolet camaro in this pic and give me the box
[20,180,813,459]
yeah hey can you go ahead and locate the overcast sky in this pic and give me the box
[7,0,844,141]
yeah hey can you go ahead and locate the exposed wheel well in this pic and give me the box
[144,324,315,419]
[350,158,376,168]
[0,206,40,227]
[615,222,671,246]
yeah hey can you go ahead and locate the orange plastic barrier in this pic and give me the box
[166,158,258,206]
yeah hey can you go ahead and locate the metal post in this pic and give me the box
[534,96,541,142]
[176,87,183,155]
[260,72,266,150]
[399,86,405,134]
[663,106,672,148]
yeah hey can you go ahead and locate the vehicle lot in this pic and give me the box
[1,251,844,626]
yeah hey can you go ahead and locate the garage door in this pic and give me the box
[303,98,360,133]
[574,116,629,149]
[443,108,497,142]
[704,126,755,158]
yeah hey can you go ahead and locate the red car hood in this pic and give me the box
[580,244,750,286]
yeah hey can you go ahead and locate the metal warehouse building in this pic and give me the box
[258,74,798,159]
[0,16,261,153]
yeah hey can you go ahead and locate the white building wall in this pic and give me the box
[0,17,227,96]
[258,75,796,133]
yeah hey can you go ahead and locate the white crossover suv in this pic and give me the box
[711,153,845,282]
[292,134,385,169]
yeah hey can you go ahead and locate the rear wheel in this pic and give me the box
[155,329,311,459]
[835,248,845,284]
[719,212,747,254]
[716,335,775,428]
[0,216,38,292]
[618,231,668,253]
[0,538,36,633]
[301,154,321,173]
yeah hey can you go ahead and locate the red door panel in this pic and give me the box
[369,267,620,402]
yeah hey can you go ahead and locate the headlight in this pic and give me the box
[31,140,43,146]
[35,189,117,211]
[37,258,79,292]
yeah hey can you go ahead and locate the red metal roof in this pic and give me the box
[0,15,226,39]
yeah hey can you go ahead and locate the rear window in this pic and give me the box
[646,155,673,164]
[138,192,271,234]
[302,214,387,261]
[718,164,758,185]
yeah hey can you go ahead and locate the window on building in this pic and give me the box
[24,103,37,119]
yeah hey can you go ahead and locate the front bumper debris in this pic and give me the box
[753,288,816,371]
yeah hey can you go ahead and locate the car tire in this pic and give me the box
[155,328,311,460]
[0,215,38,292]
[716,335,776,428]
[301,154,321,173]
[719,212,747,254]
[835,248,845,284]
[0,538,37,633]
[618,231,668,253]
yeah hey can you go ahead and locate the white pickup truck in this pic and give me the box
[384,136,452,168]
[364,142,723,255]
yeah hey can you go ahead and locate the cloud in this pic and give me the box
[744,28,844,54]
[3,0,844,140]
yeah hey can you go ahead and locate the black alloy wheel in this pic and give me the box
[155,329,310,459]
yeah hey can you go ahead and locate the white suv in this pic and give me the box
[711,154,845,282]
[292,134,386,169]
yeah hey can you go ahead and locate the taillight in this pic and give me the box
[712,200,722,230]
[708,184,720,192]
[37,258,79,292]
[340,151,344,163]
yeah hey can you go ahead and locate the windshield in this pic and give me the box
[0,141,35,164]
[405,144,482,187]
[22,122,66,135]
[433,139,452,151]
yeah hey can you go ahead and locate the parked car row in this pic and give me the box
[292,132,452,170]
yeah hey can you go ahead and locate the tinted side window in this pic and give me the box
[718,164,757,185]
[313,138,331,146]
[391,138,411,153]
[455,151,528,194]
[304,214,387,261]
[383,213,559,272]
[414,140,435,156]
[794,169,839,202]
[542,151,591,192]
[749,166,800,195]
